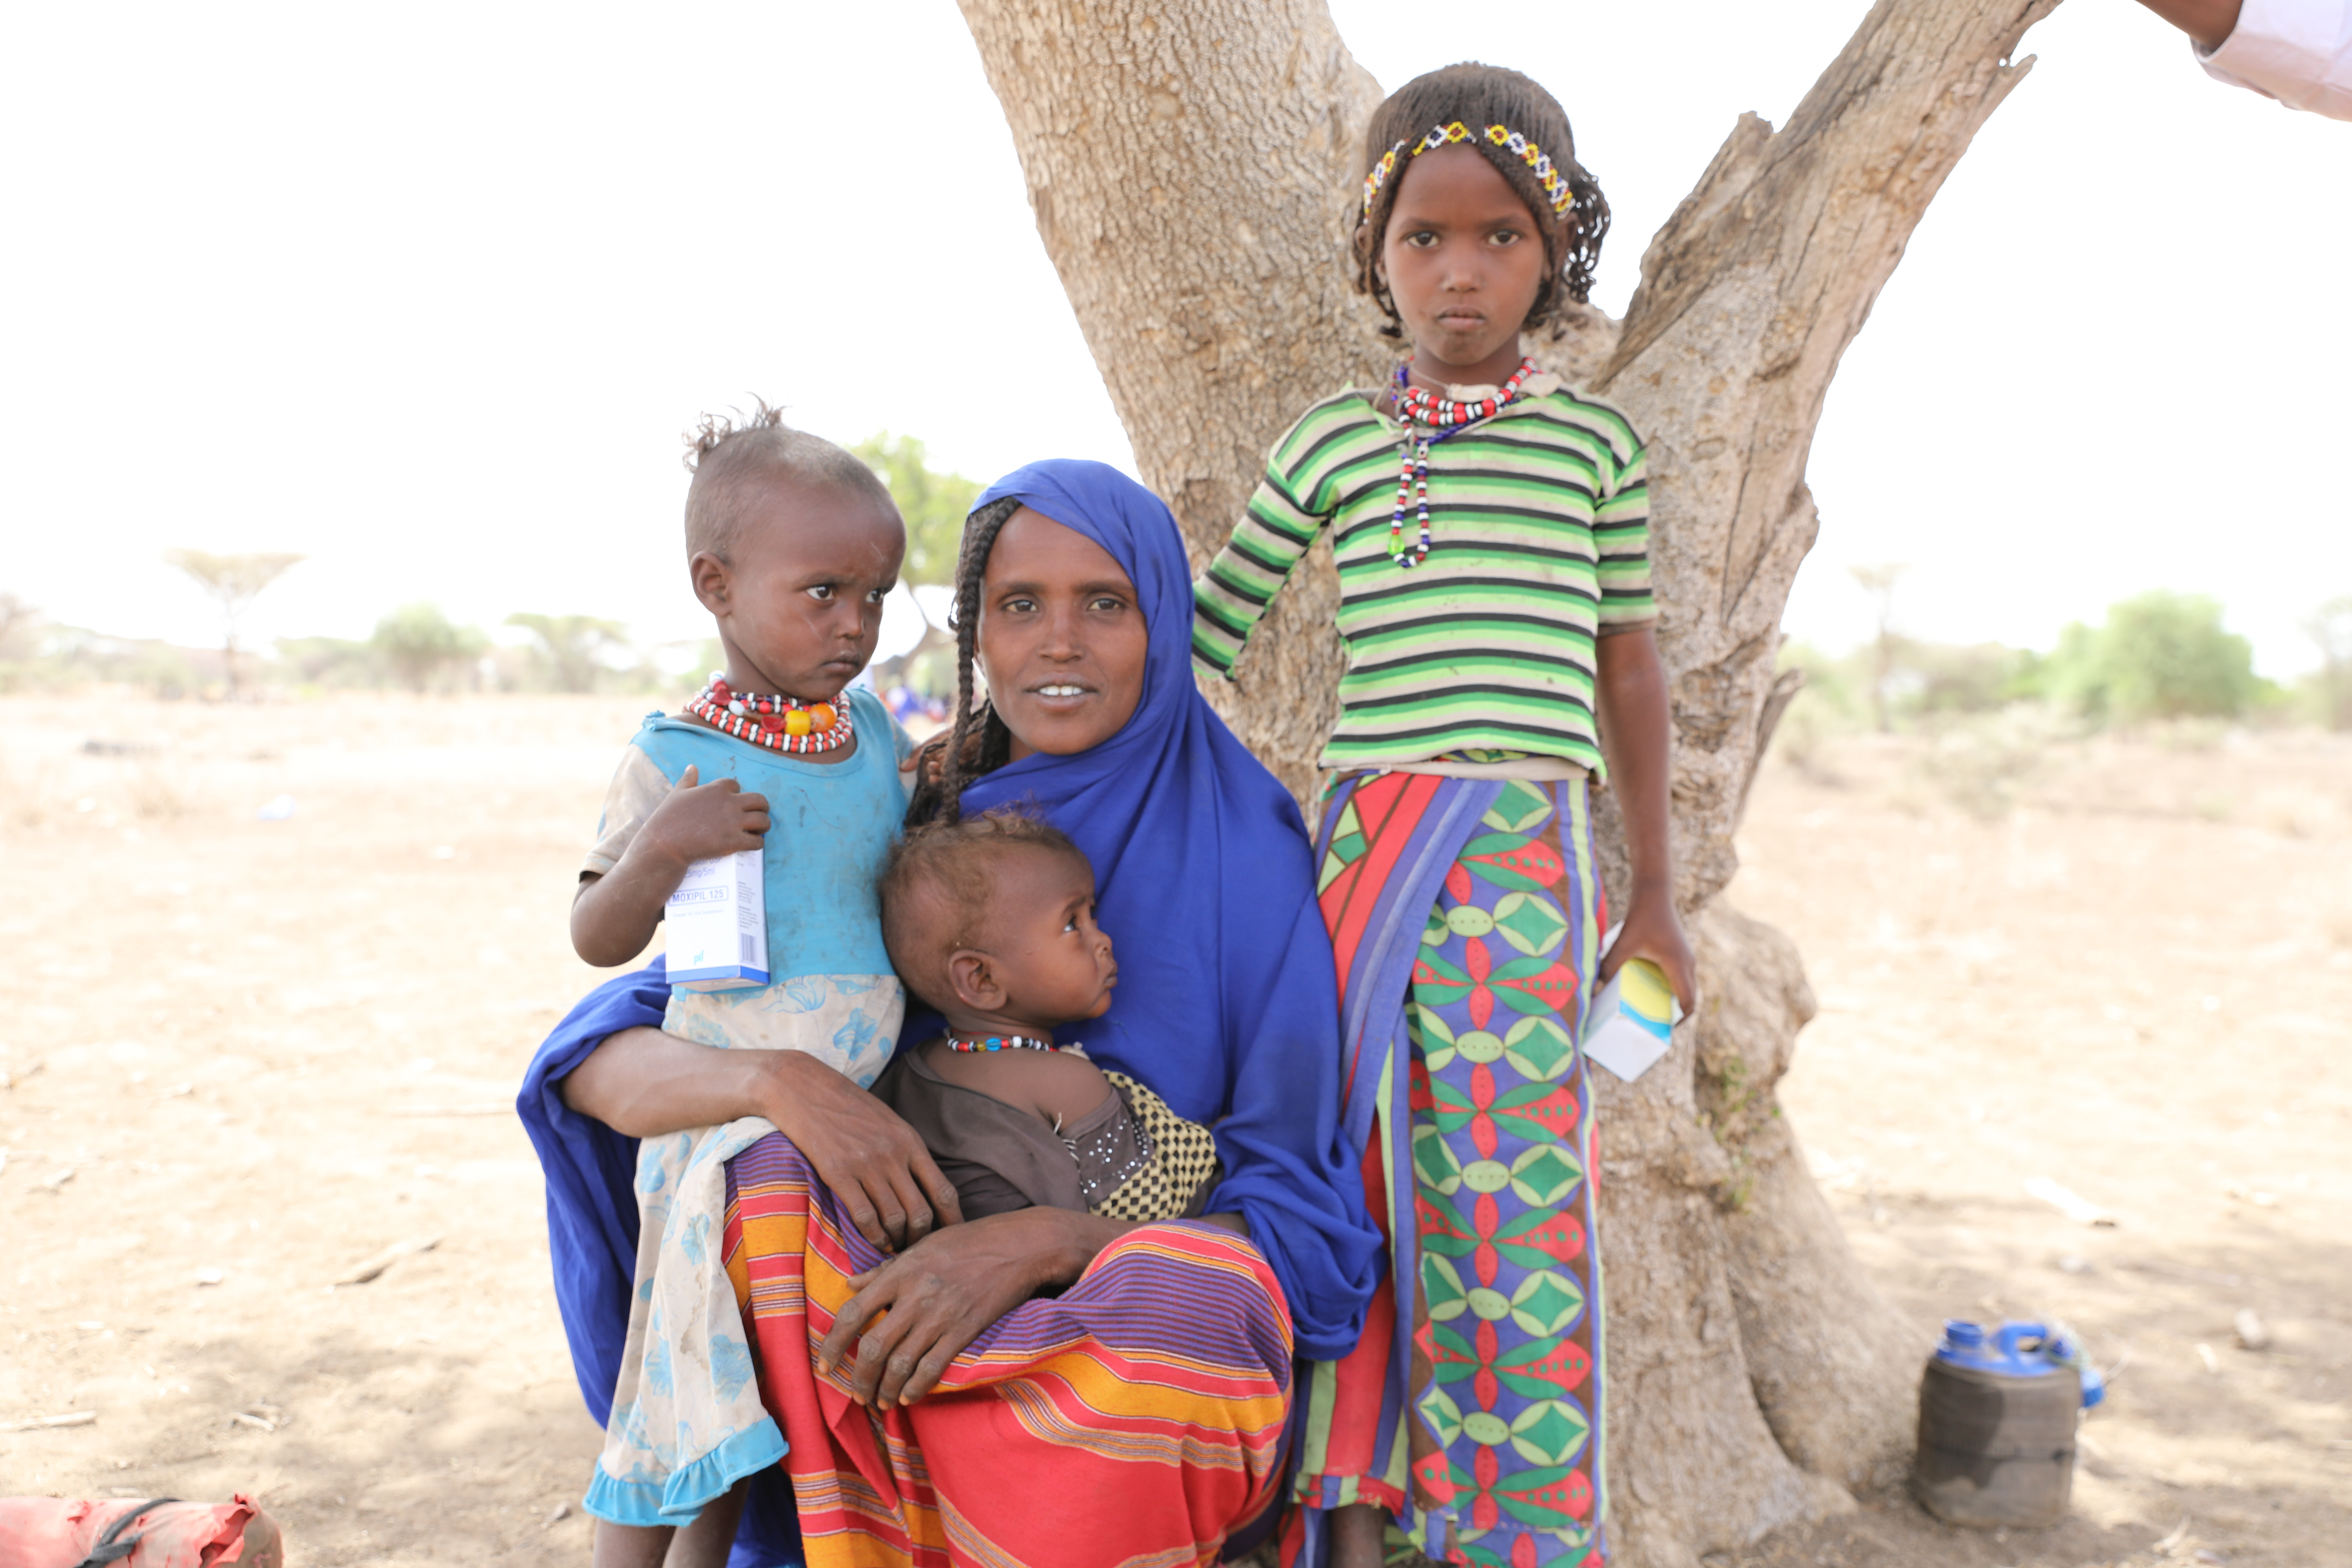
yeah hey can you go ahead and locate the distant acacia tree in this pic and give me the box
[852,433,981,586]
[163,548,303,697]
[372,602,485,693]
[505,612,630,693]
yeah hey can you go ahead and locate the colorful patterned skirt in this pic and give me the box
[1288,773,1607,1568]
[722,1133,1295,1568]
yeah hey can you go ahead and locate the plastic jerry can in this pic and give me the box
[1914,1319,2105,1528]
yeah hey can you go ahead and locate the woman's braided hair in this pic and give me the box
[1352,62,1610,340]
[904,496,1024,827]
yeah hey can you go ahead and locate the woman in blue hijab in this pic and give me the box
[519,461,1380,1566]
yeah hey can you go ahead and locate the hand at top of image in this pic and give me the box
[2135,0,2352,118]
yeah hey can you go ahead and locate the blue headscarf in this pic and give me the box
[956,460,1381,1356]
[516,461,1380,1562]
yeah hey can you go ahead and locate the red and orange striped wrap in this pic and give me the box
[724,1134,1295,1567]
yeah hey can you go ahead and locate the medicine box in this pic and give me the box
[1582,956,1682,1083]
[665,848,769,990]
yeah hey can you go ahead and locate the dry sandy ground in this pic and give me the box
[1,695,2347,1567]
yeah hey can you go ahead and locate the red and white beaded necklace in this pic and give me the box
[1387,355,1540,569]
[686,673,855,756]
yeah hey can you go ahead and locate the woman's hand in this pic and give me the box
[751,1051,965,1253]
[818,1207,1129,1410]
[561,1029,962,1252]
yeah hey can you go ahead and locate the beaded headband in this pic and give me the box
[1359,120,1576,221]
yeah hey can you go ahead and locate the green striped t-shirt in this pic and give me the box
[1192,379,1654,775]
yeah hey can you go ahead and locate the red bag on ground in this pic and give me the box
[0,1495,282,1567]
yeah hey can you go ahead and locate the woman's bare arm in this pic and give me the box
[560,1026,964,1251]
[560,1025,775,1135]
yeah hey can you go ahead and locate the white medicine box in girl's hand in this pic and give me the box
[1582,928,1684,1083]
[665,849,768,990]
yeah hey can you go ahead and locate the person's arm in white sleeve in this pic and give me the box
[2136,0,2352,119]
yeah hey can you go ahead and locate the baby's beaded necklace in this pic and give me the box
[1387,355,1540,569]
[945,1034,1061,1053]
[686,673,855,756]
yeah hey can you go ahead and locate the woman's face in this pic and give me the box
[976,507,1149,761]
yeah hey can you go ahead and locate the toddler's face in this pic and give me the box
[981,846,1119,1026]
[697,480,905,700]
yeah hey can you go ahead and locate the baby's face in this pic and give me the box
[982,846,1118,1026]
[704,479,905,700]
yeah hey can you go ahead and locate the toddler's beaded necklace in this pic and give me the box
[1387,355,1540,569]
[946,1034,1060,1053]
[686,673,854,756]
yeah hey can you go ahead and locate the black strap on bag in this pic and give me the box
[74,1499,179,1567]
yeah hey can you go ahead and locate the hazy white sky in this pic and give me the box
[2,0,2345,672]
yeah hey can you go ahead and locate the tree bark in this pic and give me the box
[958,1,2060,1560]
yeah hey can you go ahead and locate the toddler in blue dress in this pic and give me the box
[568,406,915,1568]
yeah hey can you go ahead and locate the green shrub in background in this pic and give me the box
[2040,591,2260,724]
[505,612,631,693]
[1775,640,1862,721]
[1777,637,2038,728]
[372,602,488,693]
[1899,640,2043,718]
[275,635,378,690]
[852,433,980,587]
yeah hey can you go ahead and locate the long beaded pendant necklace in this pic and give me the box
[1387,355,1540,569]
[945,1034,1060,1053]
[686,673,855,756]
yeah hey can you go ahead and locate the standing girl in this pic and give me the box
[1193,63,1696,1568]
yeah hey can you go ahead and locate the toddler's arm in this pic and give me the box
[571,764,769,968]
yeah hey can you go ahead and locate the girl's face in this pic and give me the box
[976,508,1149,761]
[1377,144,1550,384]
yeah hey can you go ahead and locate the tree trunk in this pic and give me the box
[958,1,2060,1560]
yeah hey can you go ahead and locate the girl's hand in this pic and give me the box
[640,764,769,869]
[818,1207,1122,1410]
[754,1052,965,1253]
[1597,894,1698,1014]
